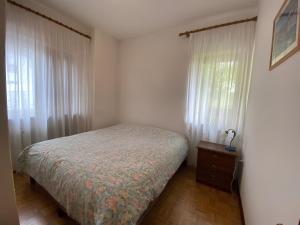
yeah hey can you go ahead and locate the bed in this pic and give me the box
[18,124,188,225]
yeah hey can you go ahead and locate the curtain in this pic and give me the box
[6,4,93,169]
[185,21,256,165]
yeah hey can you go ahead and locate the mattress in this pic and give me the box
[18,124,188,225]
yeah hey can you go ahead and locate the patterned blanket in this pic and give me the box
[19,124,188,225]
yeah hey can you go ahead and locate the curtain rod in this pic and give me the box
[179,16,257,38]
[7,0,92,40]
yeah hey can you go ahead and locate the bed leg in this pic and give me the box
[29,177,36,185]
[56,207,66,218]
[182,159,188,167]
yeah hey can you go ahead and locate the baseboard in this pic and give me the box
[237,190,246,225]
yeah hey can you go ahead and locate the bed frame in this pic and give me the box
[29,159,188,225]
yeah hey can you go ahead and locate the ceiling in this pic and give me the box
[39,0,258,39]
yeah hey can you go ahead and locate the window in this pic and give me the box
[6,50,35,117]
[185,22,255,165]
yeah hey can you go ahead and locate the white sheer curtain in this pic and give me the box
[185,21,256,165]
[6,4,93,169]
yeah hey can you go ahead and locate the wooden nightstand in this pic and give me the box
[196,141,239,192]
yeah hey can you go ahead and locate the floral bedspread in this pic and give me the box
[18,124,188,225]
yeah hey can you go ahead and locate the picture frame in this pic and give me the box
[270,0,300,70]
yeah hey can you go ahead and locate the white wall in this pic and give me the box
[92,29,119,129]
[0,0,19,224]
[119,8,257,134]
[241,0,300,224]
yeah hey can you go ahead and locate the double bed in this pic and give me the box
[18,124,188,225]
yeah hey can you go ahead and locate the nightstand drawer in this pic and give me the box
[197,164,234,177]
[197,166,233,181]
[198,149,236,172]
[197,170,232,192]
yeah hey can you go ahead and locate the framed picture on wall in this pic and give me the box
[270,0,300,70]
